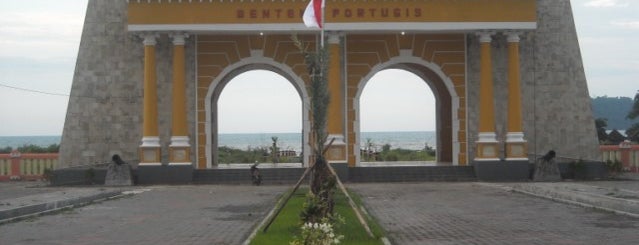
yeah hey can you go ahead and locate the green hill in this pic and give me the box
[591,96,639,130]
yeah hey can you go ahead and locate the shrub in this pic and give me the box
[290,218,344,245]
[0,146,11,154]
[606,160,623,175]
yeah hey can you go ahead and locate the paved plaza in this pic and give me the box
[350,183,639,245]
[0,185,287,245]
[1,181,638,245]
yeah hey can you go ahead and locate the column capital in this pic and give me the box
[327,32,343,44]
[170,32,190,46]
[140,33,159,46]
[476,31,496,43]
[505,31,522,43]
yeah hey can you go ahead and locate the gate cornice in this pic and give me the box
[127,0,537,32]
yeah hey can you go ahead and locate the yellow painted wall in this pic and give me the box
[345,34,467,165]
[128,0,536,167]
[196,34,314,168]
[128,0,535,25]
[195,33,468,167]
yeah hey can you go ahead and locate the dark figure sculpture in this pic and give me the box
[112,154,126,165]
[105,154,132,186]
[533,150,561,182]
[250,163,262,186]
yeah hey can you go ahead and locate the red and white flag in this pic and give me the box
[303,0,324,28]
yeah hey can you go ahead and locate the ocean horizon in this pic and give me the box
[0,131,436,153]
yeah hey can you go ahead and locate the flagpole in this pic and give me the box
[320,0,325,48]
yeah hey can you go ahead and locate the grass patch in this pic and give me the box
[251,188,385,245]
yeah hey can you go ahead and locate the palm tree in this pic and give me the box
[365,138,373,161]
[595,118,608,143]
[293,35,335,221]
[271,136,279,163]
[627,91,639,143]
[627,91,639,120]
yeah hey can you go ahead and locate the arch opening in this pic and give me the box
[359,69,438,164]
[354,62,457,166]
[205,64,311,168]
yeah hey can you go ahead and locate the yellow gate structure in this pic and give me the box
[60,0,600,180]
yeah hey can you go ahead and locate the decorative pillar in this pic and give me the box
[505,32,528,161]
[10,150,21,180]
[139,33,161,166]
[169,33,191,165]
[474,31,499,161]
[326,32,347,163]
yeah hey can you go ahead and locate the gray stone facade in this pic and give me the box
[59,0,196,167]
[59,0,600,167]
[467,0,600,162]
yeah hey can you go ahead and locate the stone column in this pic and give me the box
[139,33,161,166]
[505,32,528,161]
[9,150,21,180]
[474,31,499,161]
[169,33,191,165]
[326,32,347,163]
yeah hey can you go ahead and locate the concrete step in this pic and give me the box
[0,188,126,224]
[194,166,477,184]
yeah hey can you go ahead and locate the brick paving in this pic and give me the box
[583,180,639,192]
[350,182,639,245]
[0,182,51,200]
[2,182,639,245]
[0,185,287,245]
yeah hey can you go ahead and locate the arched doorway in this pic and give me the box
[205,61,311,168]
[355,60,459,165]
[359,69,437,163]
[217,69,302,164]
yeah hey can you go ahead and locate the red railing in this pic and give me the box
[0,150,58,181]
[600,141,639,172]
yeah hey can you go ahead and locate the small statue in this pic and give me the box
[533,150,561,182]
[105,154,133,186]
[112,154,126,165]
[250,162,262,186]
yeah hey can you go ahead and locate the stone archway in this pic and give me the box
[354,56,460,165]
[204,56,311,168]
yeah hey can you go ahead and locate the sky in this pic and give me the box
[0,0,637,136]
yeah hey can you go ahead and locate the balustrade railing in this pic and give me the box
[0,150,58,181]
[600,142,639,172]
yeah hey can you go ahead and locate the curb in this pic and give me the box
[0,189,126,224]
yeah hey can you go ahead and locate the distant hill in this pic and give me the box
[591,96,639,130]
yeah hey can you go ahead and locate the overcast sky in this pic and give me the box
[0,0,637,136]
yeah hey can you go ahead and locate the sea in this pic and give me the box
[0,131,436,153]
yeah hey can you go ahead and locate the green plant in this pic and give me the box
[290,218,344,245]
[292,35,334,220]
[272,136,280,163]
[301,175,337,224]
[42,168,54,183]
[85,168,95,185]
[569,159,585,172]
[251,188,384,245]
[605,159,623,176]
[16,144,60,153]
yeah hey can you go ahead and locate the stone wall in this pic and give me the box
[59,0,196,167]
[466,0,600,162]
